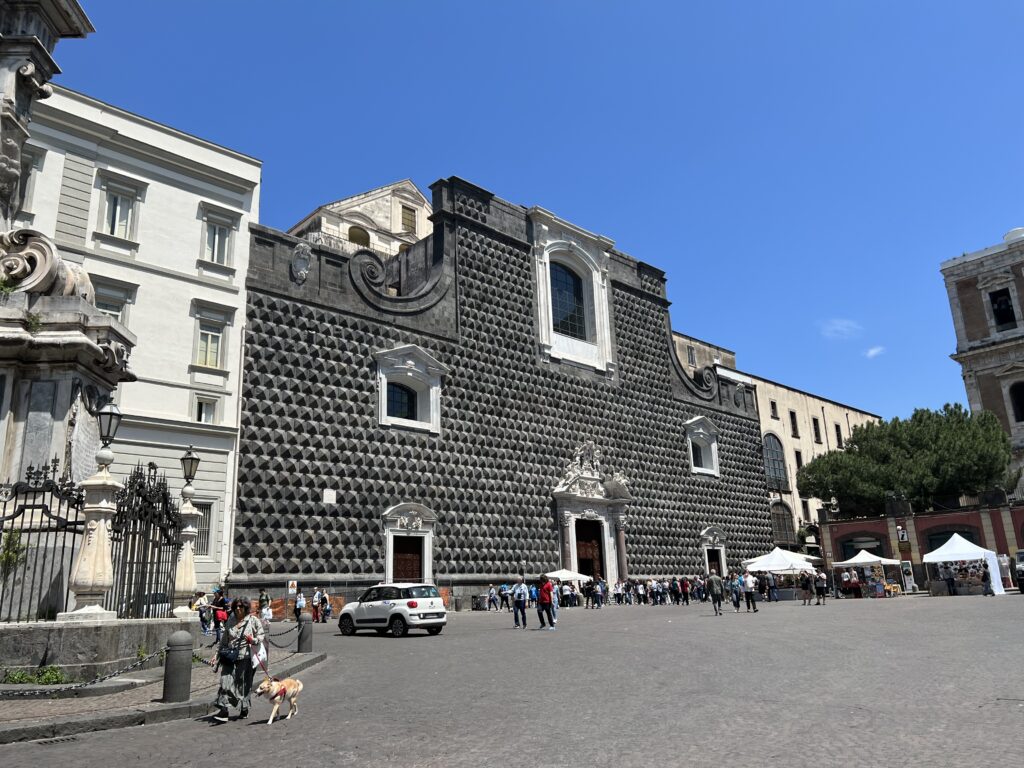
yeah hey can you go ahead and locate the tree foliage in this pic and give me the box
[796,403,1011,513]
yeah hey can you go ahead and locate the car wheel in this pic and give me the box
[427,627,443,635]
[389,616,408,637]
[338,615,355,636]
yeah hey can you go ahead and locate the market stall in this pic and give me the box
[922,533,1005,596]
[832,549,904,596]
[742,547,819,573]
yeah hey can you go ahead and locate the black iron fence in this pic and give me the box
[0,459,84,622]
[103,463,181,619]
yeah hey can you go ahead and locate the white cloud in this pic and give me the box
[864,346,885,359]
[820,318,863,340]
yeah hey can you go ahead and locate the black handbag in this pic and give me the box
[218,646,240,663]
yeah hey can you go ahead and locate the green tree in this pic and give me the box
[796,403,1010,513]
[0,531,28,582]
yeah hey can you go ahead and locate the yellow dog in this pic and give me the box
[254,677,303,724]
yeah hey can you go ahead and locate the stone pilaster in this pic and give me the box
[172,481,201,616]
[57,443,120,621]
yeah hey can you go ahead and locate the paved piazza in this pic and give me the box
[2,597,1022,767]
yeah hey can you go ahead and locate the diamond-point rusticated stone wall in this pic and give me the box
[232,176,772,591]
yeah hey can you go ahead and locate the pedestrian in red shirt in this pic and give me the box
[536,575,556,631]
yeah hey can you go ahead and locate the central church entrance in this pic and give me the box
[392,536,422,582]
[575,519,605,579]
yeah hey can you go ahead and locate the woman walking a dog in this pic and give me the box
[211,596,266,723]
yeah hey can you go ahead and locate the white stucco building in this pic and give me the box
[17,86,261,587]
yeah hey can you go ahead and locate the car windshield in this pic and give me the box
[404,586,440,599]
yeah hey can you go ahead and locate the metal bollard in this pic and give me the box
[297,611,313,653]
[162,630,194,703]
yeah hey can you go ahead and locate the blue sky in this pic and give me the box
[51,2,1024,419]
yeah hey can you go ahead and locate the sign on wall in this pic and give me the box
[900,561,916,592]
[287,580,298,596]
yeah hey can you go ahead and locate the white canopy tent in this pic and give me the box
[742,547,818,574]
[544,568,593,583]
[832,549,905,593]
[922,533,1004,595]
[832,550,901,567]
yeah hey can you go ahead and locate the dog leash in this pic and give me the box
[246,635,279,683]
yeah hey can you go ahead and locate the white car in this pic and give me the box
[337,583,447,637]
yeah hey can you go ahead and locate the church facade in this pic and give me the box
[230,177,773,595]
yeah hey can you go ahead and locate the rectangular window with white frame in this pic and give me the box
[190,300,235,375]
[196,322,222,369]
[95,172,146,247]
[198,203,239,269]
[91,277,136,326]
[193,501,213,557]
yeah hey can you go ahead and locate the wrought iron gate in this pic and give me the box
[0,459,85,623]
[104,462,181,619]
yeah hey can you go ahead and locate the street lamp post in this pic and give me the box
[172,446,202,617]
[57,401,123,622]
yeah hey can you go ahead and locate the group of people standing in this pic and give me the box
[293,587,332,623]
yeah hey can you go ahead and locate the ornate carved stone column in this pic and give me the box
[57,440,121,621]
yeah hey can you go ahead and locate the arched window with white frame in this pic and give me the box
[530,208,615,373]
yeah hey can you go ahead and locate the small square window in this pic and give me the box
[770,400,779,419]
[196,323,223,368]
[195,397,217,424]
[401,205,416,234]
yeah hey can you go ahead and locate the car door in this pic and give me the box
[375,586,403,624]
[352,588,381,627]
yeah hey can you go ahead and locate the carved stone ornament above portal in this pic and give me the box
[395,512,423,530]
[290,242,312,285]
[0,229,94,301]
[554,440,632,505]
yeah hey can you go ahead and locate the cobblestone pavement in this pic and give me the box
[0,647,300,724]
[1,597,1022,767]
